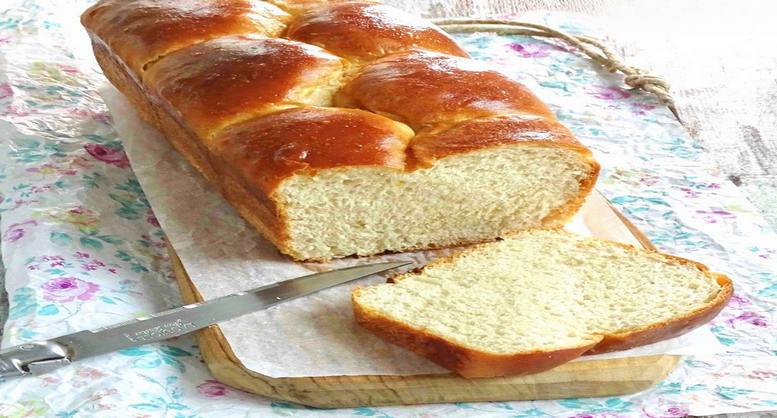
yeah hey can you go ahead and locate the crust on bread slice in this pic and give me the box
[352,229,733,378]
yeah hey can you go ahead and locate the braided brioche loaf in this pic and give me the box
[82,0,600,261]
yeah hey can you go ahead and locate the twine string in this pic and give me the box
[430,19,676,116]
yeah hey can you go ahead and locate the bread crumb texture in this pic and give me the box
[279,146,591,259]
[354,229,726,355]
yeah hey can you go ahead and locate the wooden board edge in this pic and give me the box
[167,213,683,408]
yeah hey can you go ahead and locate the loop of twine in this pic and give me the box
[430,19,677,117]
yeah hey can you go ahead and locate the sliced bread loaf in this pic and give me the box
[352,229,732,378]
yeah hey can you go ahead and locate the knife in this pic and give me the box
[0,261,409,381]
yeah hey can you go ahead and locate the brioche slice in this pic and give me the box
[352,229,733,378]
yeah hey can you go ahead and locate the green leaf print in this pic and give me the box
[0,399,50,418]
[79,236,103,250]
[38,304,59,316]
[159,345,191,357]
[50,232,73,245]
[9,287,38,320]
[97,234,124,244]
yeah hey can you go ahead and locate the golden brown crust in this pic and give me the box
[589,271,733,354]
[574,239,733,354]
[90,37,293,254]
[410,114,591,166]
[353,229,733,377]
[92,29,596,264]
[353,291,601,378]
[265,0,361,15]
[213,107,413,193]
[286,2,469,61]
[81,0,291,75]
[84,0,601,261]
[144,35,348,141]
[337,51,556,130]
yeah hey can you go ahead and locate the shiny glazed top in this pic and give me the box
[214,107,413,191]
[410,115,592,166]
[81,0,291,75]
[338,51,557,130]
[144,35,347,140]
[82,0,596,193]
[286,2,468,61]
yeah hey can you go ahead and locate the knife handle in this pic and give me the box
[0,340,72,380]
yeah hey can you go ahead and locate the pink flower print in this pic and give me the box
[24,164,57,175]
[85,389,116,404]
[727,294,750,309]
[42,375,61,386]
[583,85,631,100]
[507,42,550,58]
[679,187,700,198]
[31,185,50,193]
[26,164,76,176]
[82,259,107,272]
[573,412,629,418]
[146,209,160,228]
[630,102,656,116]
[10,198,39,210]
[750,370,775,379]
[52,155,93,170]
[41,277,100,303]
[6,104,36,116]
[68,108,110,122]
[75,252,90,259]
[0,83,12,100]
[33,185,59,193]
[69,108,90,118]
[76,367,109,380]
[58,64,80,74]
[695,209,735,224]
[665,405,690,417]
[643,404,690,418]
[197,380,230,397]
[84,143,130,169]
[43,206,100,231]
[3,220,37,242]
[729,311,767,327]
[142,234,167,249]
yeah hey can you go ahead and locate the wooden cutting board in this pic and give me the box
[170,191,682,408]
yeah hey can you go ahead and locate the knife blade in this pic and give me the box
[0,261,409,381]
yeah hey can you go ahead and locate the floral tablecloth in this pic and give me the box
[1,1,777,417]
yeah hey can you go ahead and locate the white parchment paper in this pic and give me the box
[100,85,723,378]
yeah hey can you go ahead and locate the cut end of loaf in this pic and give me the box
[352,229,733,377]
[82,0,604,264]
[276,145,596,260]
